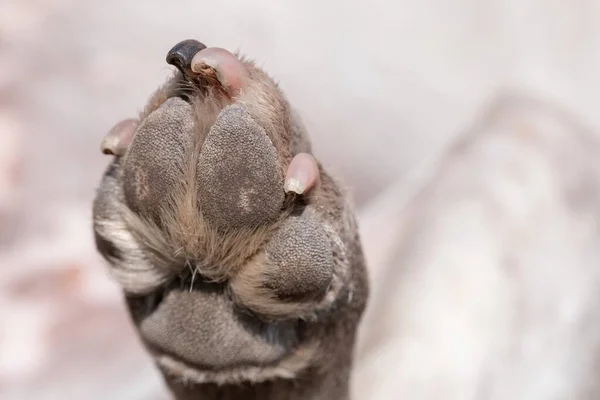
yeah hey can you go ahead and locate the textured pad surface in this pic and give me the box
[122,97,195,223]
[197,104,284,231]
[140,286,298,369]
[264,207,334,301]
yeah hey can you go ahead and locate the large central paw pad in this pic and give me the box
[197,104,284,231]
[140,286,297,369]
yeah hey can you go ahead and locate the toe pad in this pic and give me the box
[197,104,284,231]
[264,208,334,301]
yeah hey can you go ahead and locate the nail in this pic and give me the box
[100,118,137,156]
[284,153,320,195]
[284,178,306,194]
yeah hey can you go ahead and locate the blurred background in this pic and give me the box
[3,1,600,399]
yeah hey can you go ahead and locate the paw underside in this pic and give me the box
[133,101,334,377]
[93,43,349,382]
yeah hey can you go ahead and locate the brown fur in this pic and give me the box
[92,44,368,399]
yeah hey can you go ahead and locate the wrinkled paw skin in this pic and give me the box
[92,39,369,400]
[140,285,298,369]
[197,104,284,231]
[230,207,334,319]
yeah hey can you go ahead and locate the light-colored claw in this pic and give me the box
[284,153,320,195]
[191,47,247,95]
[100,118,137,156]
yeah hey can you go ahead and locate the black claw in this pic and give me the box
[166,39,207,73]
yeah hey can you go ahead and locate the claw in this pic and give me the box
[166,39,207,74]
[101,118,137,156]
[191,47,247,95]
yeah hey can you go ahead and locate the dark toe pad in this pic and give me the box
[122,97,195,223]
[197,104,284,231]
[264,207,334,301]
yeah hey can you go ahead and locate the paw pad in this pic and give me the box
[122,97,194,223]
[197,104,284,231]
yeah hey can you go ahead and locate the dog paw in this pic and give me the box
[92,40,361,377]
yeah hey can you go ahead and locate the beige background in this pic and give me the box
[3,1,600,399]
